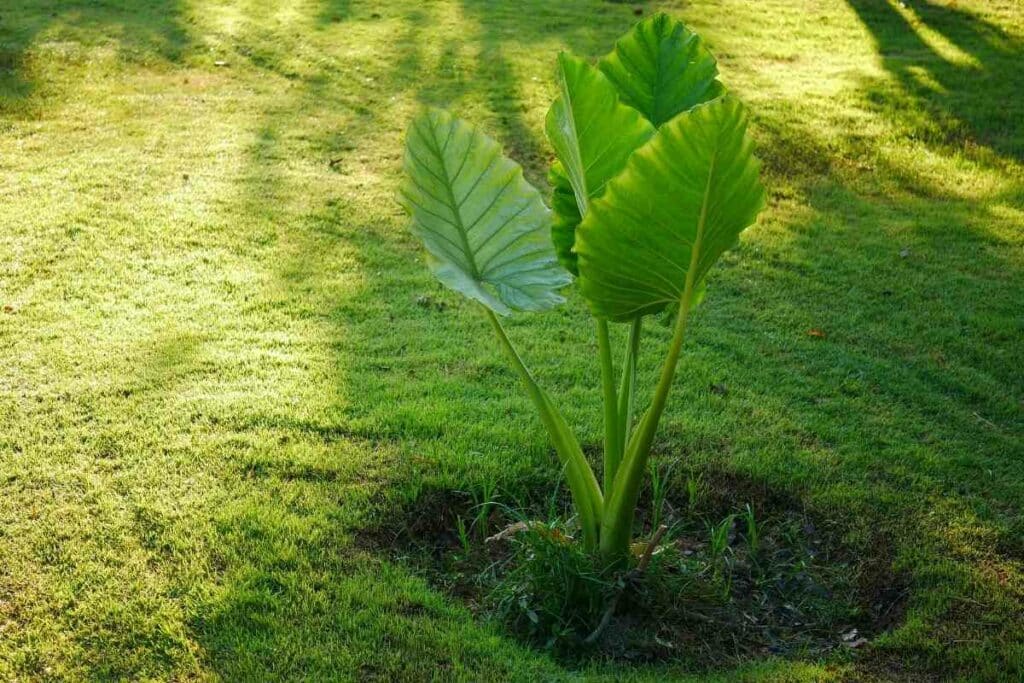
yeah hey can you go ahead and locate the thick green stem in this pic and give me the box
[484,308,603,550]
[616,317,642,454]
[597,319,621,495]
[600,159,715,562]
[599,298,694,562]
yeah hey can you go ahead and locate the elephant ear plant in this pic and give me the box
[398,14,766,565]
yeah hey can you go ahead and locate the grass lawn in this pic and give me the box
[1,0,1022,680]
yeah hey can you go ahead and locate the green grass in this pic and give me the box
[1,0,1021,680]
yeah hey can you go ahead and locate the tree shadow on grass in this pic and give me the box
[724,5,1024,667]
[744,44,1023,530]
[644,142,1024,677]
[0,0,191,112]
[846,0,1024,161]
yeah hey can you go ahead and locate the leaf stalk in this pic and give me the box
[599,156,716,562]
[597,319,621,495]
[484,307,603,550]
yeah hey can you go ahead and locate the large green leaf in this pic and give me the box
[575,96,766,322]
[545,53,655,217]
[399,109,570,315]
[548,162,582,275]
[599,13,724,128]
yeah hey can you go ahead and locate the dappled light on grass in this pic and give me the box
[846,0,1024,161]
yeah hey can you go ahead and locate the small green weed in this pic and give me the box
[488,521,613,651]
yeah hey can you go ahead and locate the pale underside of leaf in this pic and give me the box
[399,109,570,315]
[575,96,766,322]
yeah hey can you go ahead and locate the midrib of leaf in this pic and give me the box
[651,29,676,125]
[558,68,590,218]
[685,148,717,303]
[644,145,718,425]
[426,117,481,280]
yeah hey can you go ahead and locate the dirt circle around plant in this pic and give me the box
[363,466,909,670]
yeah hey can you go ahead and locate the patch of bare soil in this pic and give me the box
[360,467,909,671]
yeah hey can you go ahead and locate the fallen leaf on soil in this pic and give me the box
[485,521,530,543]
[485,521,571,544]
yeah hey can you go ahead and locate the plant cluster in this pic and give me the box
[410,486,864,658]
[398,13,766,564]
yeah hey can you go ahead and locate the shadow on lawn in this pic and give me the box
[745,104,1023,586]
[725,6,1024,670]
[0,0,191,110]
[846,0,1024,161]
[179,7,575,679]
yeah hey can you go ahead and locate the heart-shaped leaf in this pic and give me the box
[400,109,570,315]
[576,97,766,321]
[599,14,724,128]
